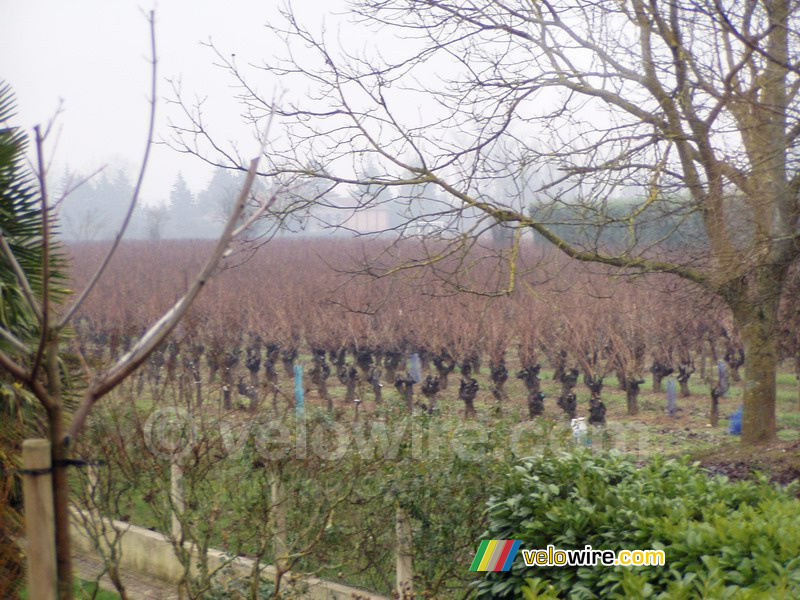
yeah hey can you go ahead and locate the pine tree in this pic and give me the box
[166,171,197,237]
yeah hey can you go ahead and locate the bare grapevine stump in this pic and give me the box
[459,377,478,418]
[527,391,545,419]
[678,362,694,397]
[517,364,542,395]
[650,361,674,394]
[490,358,509,403]
[588,397,606,425]
[421,374,440,413]
[368,367,383,404]
[433,350,455,390]
[394,374,415,412]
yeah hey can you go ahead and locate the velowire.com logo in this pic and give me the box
[470,540,666,570]
[469,540,522,572]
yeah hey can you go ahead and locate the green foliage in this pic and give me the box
[20,578,120,599]
[477,451,800,599]
[0,80,43,349]
[387,411,510,596]
[0,81,67,348]
[528,200,706,253]
[75,380,800,599]
[521,577,560,599]
[282,404,515,596]
[205,574,282,599]
[0,80,68,599]
[0,80,69,408]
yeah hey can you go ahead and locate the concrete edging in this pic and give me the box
[70,509,388,599]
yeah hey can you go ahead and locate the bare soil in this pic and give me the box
[692,439,800,495]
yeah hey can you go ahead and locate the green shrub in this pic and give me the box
[477,451,800,599]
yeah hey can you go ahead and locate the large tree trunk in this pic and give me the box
[735,301,779,445]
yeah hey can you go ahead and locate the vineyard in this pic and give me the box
[68,238,800,422]
[63,237,800,598]
[6,0,800,596]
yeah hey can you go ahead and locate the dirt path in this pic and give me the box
[73,550,179,599]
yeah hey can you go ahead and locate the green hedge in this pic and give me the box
[477,451,800,599]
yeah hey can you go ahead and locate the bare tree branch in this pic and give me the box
[65,153,272,444]
[57,11,159,330]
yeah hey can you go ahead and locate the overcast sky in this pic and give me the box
[1,0,346,204]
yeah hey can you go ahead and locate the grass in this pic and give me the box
[86,356,800,499]
[20,579,119,600]
[777,370,799,386]
[72,353,800,597]
[88,353,800,468]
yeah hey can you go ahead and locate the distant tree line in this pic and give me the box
[57,163,705,248]
[57,167,250,240]
[529,198,707,253]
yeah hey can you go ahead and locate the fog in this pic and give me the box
[1,0,346,206]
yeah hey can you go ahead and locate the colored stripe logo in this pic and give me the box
[470,540,521,571]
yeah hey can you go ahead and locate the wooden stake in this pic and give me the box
[170,461,184,540]
[22,439,56,600]
[396,505,414,598]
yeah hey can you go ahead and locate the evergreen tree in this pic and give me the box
[165,172,198,238]
[197,167,241,221]
[58,166,137,240]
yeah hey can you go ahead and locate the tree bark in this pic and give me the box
[404,385,414,413]
[735,302,779,444]
[710,389,721,428]
[45,338,74,600]
[652,373,663,394]
[48,406,73,599]
[625,388,638,416]
[624,380,641,416]
[463,398,476,418]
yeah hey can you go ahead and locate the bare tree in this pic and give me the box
[608,302,649,417]
[0,14,279,597]
[143,203,170,241]
[171,1,800,444]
